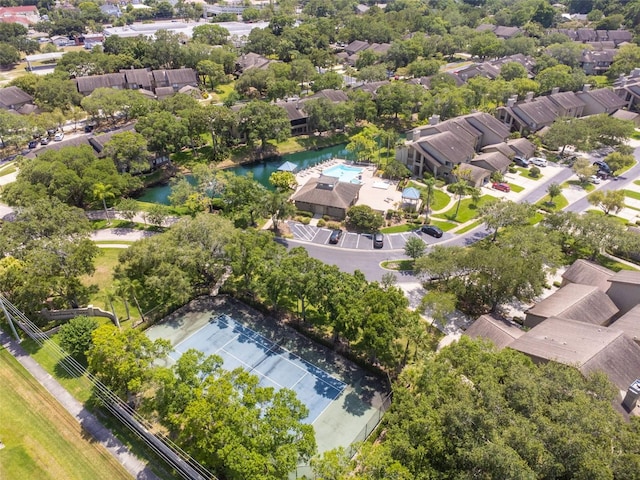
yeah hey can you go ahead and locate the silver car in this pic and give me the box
[529,157,547,167]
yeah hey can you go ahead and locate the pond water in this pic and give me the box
[137,143,349,205]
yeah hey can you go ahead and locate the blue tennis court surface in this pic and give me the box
[172,314,347,424]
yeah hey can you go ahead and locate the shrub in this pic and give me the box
[322,215,331,221]
[326,221,342,230]
[530,166,541,177]
[294,216,311,224]
[317,219,326,227]
[296,210,313,218]
[508,167,517,174]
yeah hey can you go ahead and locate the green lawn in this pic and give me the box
[508,183,524,193]
[0,348,131,480]
[81,248,138,323]
[439,195,496,223]
[381,223,419,233]
[380,259,414,271]
[596,253,640,272]
[562,180,595,192]
[585,209,629,225]
[536,193,569,212]
[624,189,640,201]
[455,219,483,234]
[528,211,545,225]
[408,181,451,211]
[634,180,640,186]
[430,219,459,231]
[0,163,16,177]
[515,167,542,180]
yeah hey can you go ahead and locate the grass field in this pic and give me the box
[0,348,131,480]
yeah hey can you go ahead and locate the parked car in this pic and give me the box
[84,124,95,133]
[328,229,343,244]
[373,232,384,248]
[529,157,547,167]
[492,182,511,192]
[28,140,38,149]
[593,160,611,174]
[421,224,443,238]
[54,131,64,141]
[596,171,609,180]
[514,156,530,167]
[588,175,601,184]
[40,137,50,145]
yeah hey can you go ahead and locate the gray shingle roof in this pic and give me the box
[526,283,619,326]
[580,87,626,110]
[511,317,640,390]
[548,91,586,110]
[0,86,32,109]
[292,177,361,209]
[471,151,511,171]
[609,305,640,343]
[512,96,560,127]
[418,131,475,165]
[608,270,640,286]
[561,259,615,292]
[465,314,524,350]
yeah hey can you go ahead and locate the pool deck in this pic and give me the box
[294,159,404,213]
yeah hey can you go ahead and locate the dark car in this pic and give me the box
[328,229,343,244]
[84,124,95,133]
[373,232,384,248]
[514,156,530,167]
[421,225,443,238]
[40,137,50,145]
[28,140,38,149]
[593,160,611,174]
[492,182,511,192]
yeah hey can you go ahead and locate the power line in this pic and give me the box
[0,294,217,480]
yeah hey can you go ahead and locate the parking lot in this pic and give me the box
[287,223,450,251]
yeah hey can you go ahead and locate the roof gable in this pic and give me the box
[562,259,614,292]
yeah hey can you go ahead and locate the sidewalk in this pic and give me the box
[0,329,159,480]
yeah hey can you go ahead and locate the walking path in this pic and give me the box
[0,329,159,480]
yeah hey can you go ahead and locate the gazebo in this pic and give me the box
[277,161,298,173]
[401,187,421,210]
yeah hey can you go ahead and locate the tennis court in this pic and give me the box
[171,313,346,424]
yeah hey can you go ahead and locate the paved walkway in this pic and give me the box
[0,329,159,480]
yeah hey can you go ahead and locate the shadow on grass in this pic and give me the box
[54,355,87,379]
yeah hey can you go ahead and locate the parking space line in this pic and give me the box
[356,234,360,249]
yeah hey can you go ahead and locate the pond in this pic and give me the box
[137,143,349,205]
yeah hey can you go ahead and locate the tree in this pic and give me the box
[449,180,471,220]
[604,151,635,175]
[144,204,170,228]
[543,117,589,153]
[404,237,427,260]
[478,200,536,241]
[587,189,626,215]
[375,337,638,479]
[346,205,384,233]
[237,101,290,150]
[196,60,226,90]
[572,157,598,182]
[153,349,316,479]
[268,171,297,192]
[499,61,527,81]
[217,171,267,227]
[0,42,20,67]
[265,191,296,232]
[547,182,562,205]
[135,110,189,158]
[584,114,635,147]
[536,64,576,93]
[116,198,139,223]
[192,24,229,45]
[103,131,150,174]
[58,315,99,362]
[422,176,437,219]
[87,323,171,401]
[33,74,82,112]
[346,130,378,163]
[608,44,640,79]
[93,183,115,225]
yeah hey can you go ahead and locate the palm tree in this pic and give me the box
[422,176,436,220]
[101,287,120,329]
[449,181,470,220]
[93,182,115,225]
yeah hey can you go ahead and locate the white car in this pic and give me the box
[529,157,547,167]
[54,131,64,141]
[588,175,601,184]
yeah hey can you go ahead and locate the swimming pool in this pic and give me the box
[322,164,364,184]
